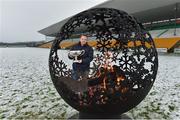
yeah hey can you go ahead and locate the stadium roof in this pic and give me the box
[38,0,180,36]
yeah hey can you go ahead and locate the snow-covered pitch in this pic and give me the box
[0,48,179,119]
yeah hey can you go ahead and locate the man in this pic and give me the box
[68,35,94,81]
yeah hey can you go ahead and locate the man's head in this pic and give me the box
[80,35,88,46]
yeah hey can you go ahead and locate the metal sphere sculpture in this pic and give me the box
[49,8,158,114]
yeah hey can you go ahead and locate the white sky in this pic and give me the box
[1,0,107,43]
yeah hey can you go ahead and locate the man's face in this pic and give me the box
[80,35,88,46]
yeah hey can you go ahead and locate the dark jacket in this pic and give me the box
[68,42,94,71]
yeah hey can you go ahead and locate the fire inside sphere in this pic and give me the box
[49,8,158,114]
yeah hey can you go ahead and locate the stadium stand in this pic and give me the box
[149,28,180,38]
[37,0,180,53]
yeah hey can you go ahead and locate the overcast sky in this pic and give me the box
[1,0,107,43]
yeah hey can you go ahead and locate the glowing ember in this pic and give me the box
[121,87,129,93]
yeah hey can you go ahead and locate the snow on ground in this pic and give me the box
[0,48,180,119]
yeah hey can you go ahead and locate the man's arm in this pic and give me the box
[68,46,75,60]
[82,47,94,64]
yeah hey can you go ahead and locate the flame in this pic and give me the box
[103,76,107,89]
[94,51,127,92]
[117,76,125,85]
